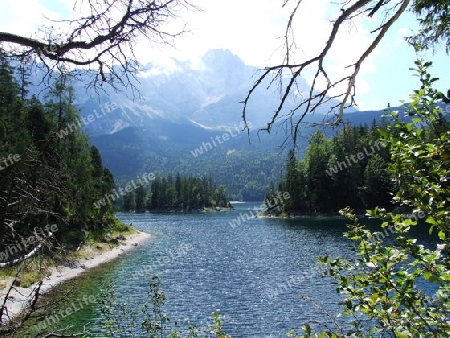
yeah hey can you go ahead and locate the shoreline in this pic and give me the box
[259,214,347,219]
[118,206,234,214]
[0,230,151,322]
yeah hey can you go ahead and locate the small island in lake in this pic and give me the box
[120,173,233,213]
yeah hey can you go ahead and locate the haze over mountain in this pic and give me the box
[72,49,357,136]
[60,49,387,200]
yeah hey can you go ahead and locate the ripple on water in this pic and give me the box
[19,206,433,337]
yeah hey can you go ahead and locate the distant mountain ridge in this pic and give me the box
[89,109,390,200]
[22,49,401,199]
[69,49,355,136]
[79,49,394,200]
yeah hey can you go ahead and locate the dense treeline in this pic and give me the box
[94,126,295,202]
[121,173,231,212]
[0,56,117,262]
[269,114,450,215]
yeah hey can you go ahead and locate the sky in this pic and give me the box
[0,0,448,111]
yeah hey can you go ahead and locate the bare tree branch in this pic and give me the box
[242,0,411,147]
[0,0,195,92]
[337,0,410,125]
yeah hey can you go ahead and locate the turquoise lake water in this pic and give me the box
[13,202,436,337]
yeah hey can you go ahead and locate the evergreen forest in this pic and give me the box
[0,56,118,257]
[267,112,450,215]
[121,174,231,212]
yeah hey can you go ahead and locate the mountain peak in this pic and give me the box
[186,49,246,73]
[32,48,343,135]
[201,49,245,67]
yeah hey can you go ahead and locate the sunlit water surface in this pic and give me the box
[13,203,437,337]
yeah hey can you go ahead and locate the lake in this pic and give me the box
[15,202,379,337]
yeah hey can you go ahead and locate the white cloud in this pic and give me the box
[0,0,393,75]
[1,0,443,111]
[0,0,62,37]
[138,58,182,78]
[134,0,290,66]
[133,0,380,100]
[276,0,378,99]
